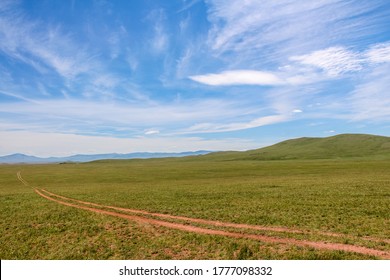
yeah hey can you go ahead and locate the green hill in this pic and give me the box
[206,134,390,161]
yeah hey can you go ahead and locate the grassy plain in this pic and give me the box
[1,154,389,259]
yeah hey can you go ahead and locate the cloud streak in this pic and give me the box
[189,70,283,86]
[365,42,390,63]
[0,10,95,81]
[0,90,40,104]
[0,98,265,135]
[184,114,287,134]
[190,42,390,86]
[290,47,363,77]
[347,64,390,122]
[205,0,387,65]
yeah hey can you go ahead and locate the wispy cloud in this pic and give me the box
[189,70,283,86]
[107,28,125,59]
[177,0,203,13]
[0,10,95,81]
[205,0,386,65]
[188,40,390,130]
[184,114,287,134]
[191,42,390,86]
[0,2,138,106]
[144,129,160,135]
[0,98,260,136]
[152,25,169,53]
[347,64,390,122]
[0,90,40,104]
[290,47,363,77]
[147,9,169,53]
[365,42,390,63]
[292,109,303,113]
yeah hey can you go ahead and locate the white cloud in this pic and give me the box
[347,65,390,121]
[152,25,168,52]
[147,9,169,53]
[189,42,390,88]
[292,109,303,113]
[184,114,287,133]
[177,0,202,13]
[217,115,288,132]
[176,47,195,79]
[365,42,390,63]
[0,98,260,135]
[189,70,283,86]
[0,6,97,81]
[125,52,138,71]
[144,129,160,135]
[290,46,362,76]
[107,32,121,59]
[205,0,383,66]
[92,74,120,89]
[0,90,40,104]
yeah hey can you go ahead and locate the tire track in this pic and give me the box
[40,189,305,234]
[34,188,390,259]
[17,171,29,186]
[16,171,390,259]
[40,188,390,244]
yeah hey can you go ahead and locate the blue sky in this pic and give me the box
[1,0,390,156]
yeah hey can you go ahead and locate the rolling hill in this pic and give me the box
[1,134,389,164]
[204,134,390,161]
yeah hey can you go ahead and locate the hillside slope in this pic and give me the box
[206,134,390,160]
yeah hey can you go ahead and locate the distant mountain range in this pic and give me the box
[2,133,390,164]
[0,151,212,164]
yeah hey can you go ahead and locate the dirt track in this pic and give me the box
[18,171,390,259]
[41,188,390,244]
[16,171,29,186]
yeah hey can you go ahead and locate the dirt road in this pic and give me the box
[17,171,390,259]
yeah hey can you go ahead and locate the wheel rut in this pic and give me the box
[18,172,390,259]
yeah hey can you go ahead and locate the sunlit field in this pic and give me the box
[1,156,389,260]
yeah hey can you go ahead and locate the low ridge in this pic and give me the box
[2,134,389,164]
[206,133,390,160]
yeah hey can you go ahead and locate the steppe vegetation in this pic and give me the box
[1,134,389,259]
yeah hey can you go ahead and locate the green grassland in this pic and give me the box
[1,134,389,259]
[205,133,390,160]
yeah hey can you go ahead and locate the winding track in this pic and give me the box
[41,188,390,243]
[16,171,29,186]
[17,171,390,259]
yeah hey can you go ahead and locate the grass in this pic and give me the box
[1,155,389,259]
[205,134,390,160]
